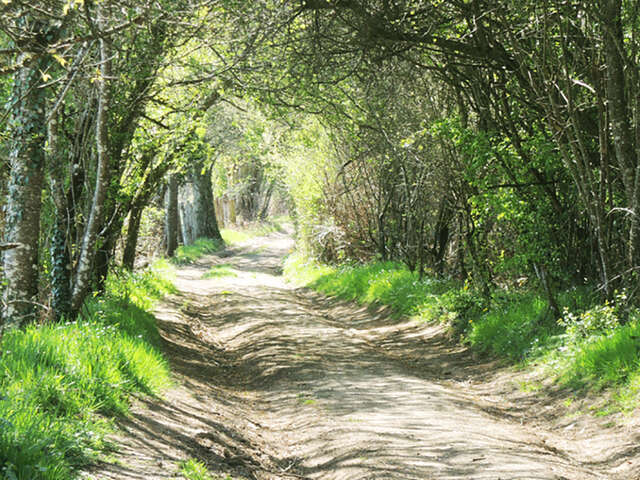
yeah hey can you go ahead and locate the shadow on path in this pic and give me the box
[89,232,633,480]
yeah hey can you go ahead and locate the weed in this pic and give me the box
[180,458,236,480]
[180,459,213,480]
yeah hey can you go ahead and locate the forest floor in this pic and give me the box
[86,231,640,480]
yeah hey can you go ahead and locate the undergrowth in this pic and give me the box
[180,459,214,480]
[285,253,640,412]
[0,262,174,480]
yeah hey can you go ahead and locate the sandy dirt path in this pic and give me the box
[88,232,636,480]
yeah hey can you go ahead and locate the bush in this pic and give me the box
[558,296,623,341]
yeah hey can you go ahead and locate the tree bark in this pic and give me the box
[2,36,56,327]
[122,200,145,271]
[601,0,640,268]
[179,161,222,244]
[71,9,112,315]
[47,113,73,322]
[166,174,179,256]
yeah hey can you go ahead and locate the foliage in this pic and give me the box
[0,263,173,480]
[180,459,213,480]
[179,458,238,480]
[558,293,626,341]
[275,119,340,260]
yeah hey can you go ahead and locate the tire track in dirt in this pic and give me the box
[169,234,608,480]
[88,232,628,480]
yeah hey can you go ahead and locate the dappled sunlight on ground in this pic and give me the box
[90,231,634,479]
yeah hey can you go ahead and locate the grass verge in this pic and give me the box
[284,254,452,317]
[0,261,174,480]
[285,253,640,412]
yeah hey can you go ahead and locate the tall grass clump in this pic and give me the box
[0,261,174,480]
[171,238,224,265]
[464,292,554,360]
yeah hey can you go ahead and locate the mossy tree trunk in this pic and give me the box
[122,159,170,270]
[47,113,73,322]
[2,21,59,328]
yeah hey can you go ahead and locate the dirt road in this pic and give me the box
[89,233,636,480]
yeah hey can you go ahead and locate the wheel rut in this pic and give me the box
[88,233,626,480]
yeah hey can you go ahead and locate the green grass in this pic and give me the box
[179,458,237,480]
[202,263,238,279]
[0,261,174,479]
[284,253,452,318]
[286,252,640,412]
[220,229,251,245]
[548,319,640,388]
[180,459,214,480]
[172,238,224,265]
[106,259,177,312]
[220,219,287,245]
[466,292,557,360]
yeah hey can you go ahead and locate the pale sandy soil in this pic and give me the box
[85,232,640,480]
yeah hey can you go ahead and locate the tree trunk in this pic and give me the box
[71,11,112,315]
[601,0,640,268]
[179,162,222,243]
[122,200,145,270]
[166,174,179,257]
[533,262,561,320]
[48,114,73,322]
[258,180,275,220]
[2,44,55,327]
